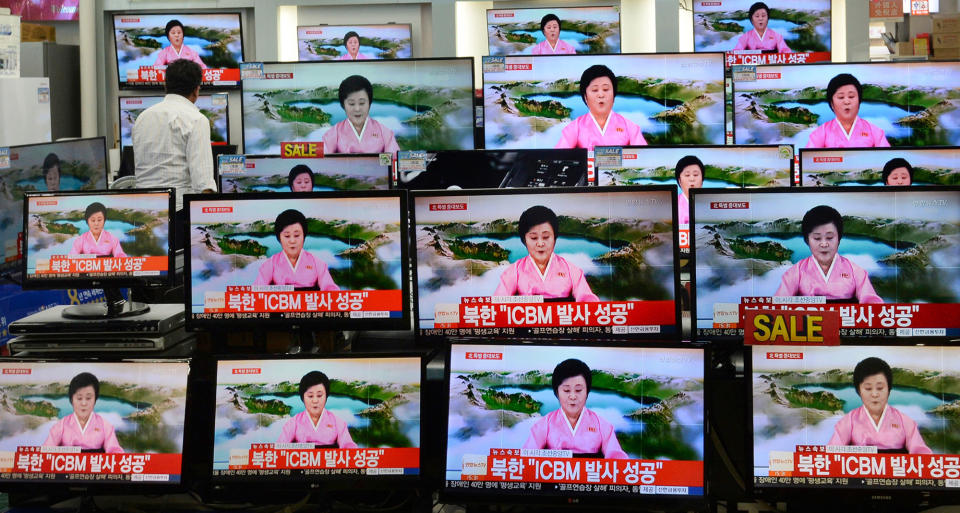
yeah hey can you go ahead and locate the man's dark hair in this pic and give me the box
[84,202,107,223]
[164,19,185,39]
[826,73,862,113]
[675,155,705,183]
[288,164,315,190]
[69,372,100,400]
[882,158,913,185]
[299,371,331,400]
[164,59,203,98]
[518,205,559,240]
[551,359,592,398]
[274,209,308,240]
[579,65,618,103]
[853,357,893,395]
[540,13,561,33]
[801,205,843,241]
[338,75,374,107]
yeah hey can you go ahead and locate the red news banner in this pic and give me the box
[34,256,167,275]
[8,447,180,477]
[464,449,702,488]
[133,67,240,84]
[209,287,401,313]
[726,51,831,66]
[784,447,960,481]
[232,445,418,471]
[443,297,674,332]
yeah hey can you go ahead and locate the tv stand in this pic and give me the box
[61,288,150,319]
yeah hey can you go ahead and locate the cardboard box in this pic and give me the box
[932,14,960,33]
[932,32,960,49]
[20,23,55,42]
[933,47,960,60]
[894,41,914,56]
[914,38,930,56]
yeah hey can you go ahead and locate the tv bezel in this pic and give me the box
[797,145,960,187]
[182,189,411,332]
[484,5,623,56]
[295,23,415,61]
[219,153,392,193]
[392,148,589,190]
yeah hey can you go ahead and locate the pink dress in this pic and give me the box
[828,405,931,454]
[555,112,647,151]
[523,408,628,459]
[774,255,883,304]
[152,44,208,69]
[806,118,891,148]
[68,231,128,258]
[732,29,792,52]
[254,251,339,290]
[322,118,401,155]
[43,413,124,454]
[531,39,576,55]
[277,410,358,448]
[678,191,690,226]
[338,53,372,60]
[494,254,599,302]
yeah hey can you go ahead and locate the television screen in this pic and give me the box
[1,137,107,268]
[752,345,960,491]
[0,0,77,21]
[220,155,390,193]
[412,187,679,339]
[732,61,960,147]
[185,191,409,331]
[119,95,230,149]
[443,343,704,500]
[22,190,173,289]
[799,147,960,187]
[690,187,960,341]
[113,13,243,88]
[297,24,413,61]
[692,0,831,66]
[0,359,190,485]
[394,149,588,190]
[212,356,421,483]
[483,53,725,150]
[241,59,475,155]
[486,6,621,56]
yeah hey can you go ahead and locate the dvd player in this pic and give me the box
[9,303,184,336]
[9,328,194,354]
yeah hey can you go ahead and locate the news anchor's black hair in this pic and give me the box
[882,158,914,184]
[801,205,844,241]
[540,13,561,33]
[338,75,374,107]
[551,359,592,397]
[299,371,331,400]
[343,31,361,46]
[853,357,893,395]
[579,65,618,103]
[287,164,315,190]
[84,202,108,223]
[164,19,185,38]
[69,372,100,400]
[164,59,203,97]
[826,73,863,113]
[518,205,559,240]
[675,155,705,182]
[274,209,309,240]
[748,2,770,18]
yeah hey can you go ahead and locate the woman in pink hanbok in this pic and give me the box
[44,372,124,453]
[675,155,705,226]
[277,371,358,448]
[254,209,340,291]
[322,75,400,155]
[152,20,208,69]
[732,2,792,53]
[774,205,883,304]
[494,205,599,302]
[68,202,128,258]
[806,74,890,148]
[828,357,931,454]
[555,64,647,151]
[523,359,627,459]
[338,31,372,60]
[530,14,576,55]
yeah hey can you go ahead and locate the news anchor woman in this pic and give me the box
[675,155,705,226]
[288,164,315,192]
[68,202,128,258]
[555,65,647,151]
[322,75,401,155]
[43,372,124,453]
[774,205,883,304]
[828,357,931,454]
[806,73,891,148]
[732,2,792,53]
[153,19,208,69]
[338,31,371,60]
[882,158,913,186]
[494,205,600,302]
[277,371,358,448]
[531,14,576,55]
[42,153,61,191]
[253,209,340,290]
[523,359,628,458]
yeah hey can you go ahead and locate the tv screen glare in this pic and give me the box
[394,149,588,190]
[213,356,421,482]
[444,343,705,500]
[486,6,621,56]
[0,137,107,267]
[483,53,725,150]
[241,59,475,155]
[220,155,390,193]
[0,360,190,486]
[113,13,243,88]
[413,187,680,339]
[22,190,173,288]
[693,0,831,66]
[690,187,960,341]
[185,191,409,330]
[297,24,413,61]
[119,95,230,149]
[799,147,960,187]
[752,345,960,491]
[733,61,960,147]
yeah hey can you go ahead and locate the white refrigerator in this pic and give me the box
[0,76,52,146]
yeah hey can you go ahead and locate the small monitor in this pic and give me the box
[483,53,726,150]
[0,359,191,488]
[297,24,413,61]
[412,186,680,339]
[690,186,960,341]
[1,137,108,270]
[732,61,960,147]
[443,342,705,503]
[119,95,230,150]
[486,6,621,56]
[799,146,960,187]
[185,191,410,331]
[113,12,244,89]
[693,0,832,66]
[212,355,422,487]
[394,149,588,190]
[241,59,475,155]
[220,154,390,193]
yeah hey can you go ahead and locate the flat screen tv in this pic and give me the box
[297,24,413,61]
[220,154,390,193]
[486,6,621,56]
[119,94,230,149]
[798,147,960,187]
[394,149,588,190]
